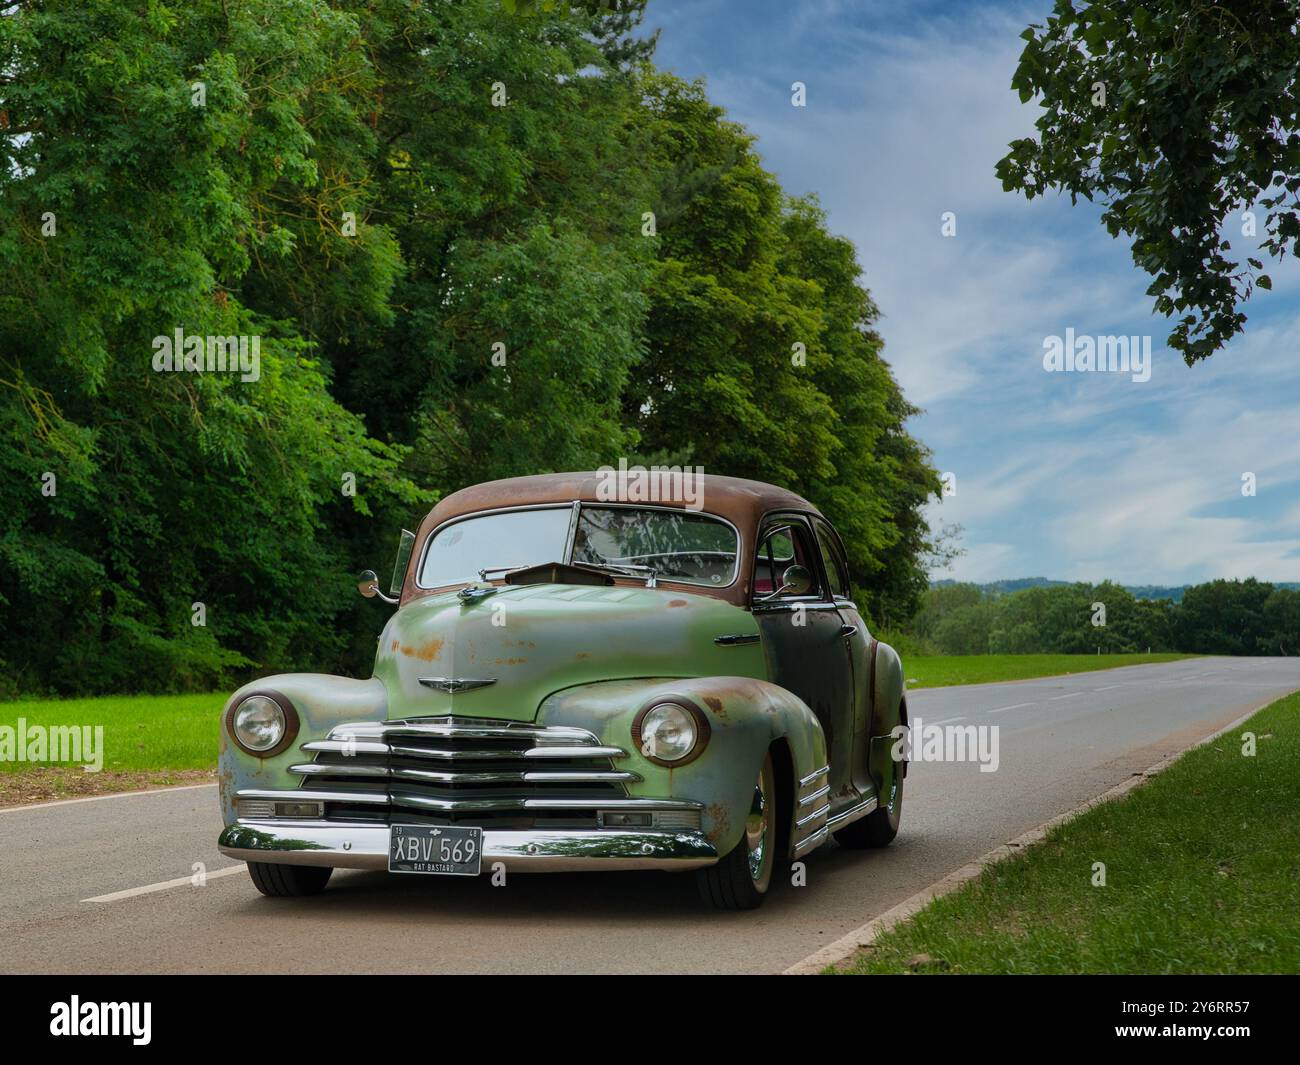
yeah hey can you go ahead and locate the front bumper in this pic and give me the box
[219,821,719,873]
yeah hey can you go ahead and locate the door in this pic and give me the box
[751,514,858,801]
[812,517,877,800]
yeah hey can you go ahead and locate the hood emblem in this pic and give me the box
[419,677,497,694]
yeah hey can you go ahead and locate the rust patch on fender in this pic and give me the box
[667,599,688,608]
[398,636,445,662]
[575,652,591,661]
[493,657,527,666]
[706,802,730,845]
[703,695,726,719]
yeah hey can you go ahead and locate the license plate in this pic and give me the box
[388,824,483,876]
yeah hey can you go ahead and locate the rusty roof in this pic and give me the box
[423,471,818,530]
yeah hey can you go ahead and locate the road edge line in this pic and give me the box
[782,698,1275,976]
[0,781,216,814]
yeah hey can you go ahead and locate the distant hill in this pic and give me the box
[930,577,1300,604]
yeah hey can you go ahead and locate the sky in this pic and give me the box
[643,0,1300,587]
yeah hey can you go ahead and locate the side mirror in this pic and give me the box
[759,563,814,601]
[775,564,813,598]
[358,569,398,604]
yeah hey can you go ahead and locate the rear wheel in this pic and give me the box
[835,697,905,850]
[697,753,777,910]
[832,774,902,849]
[246,861,333,897]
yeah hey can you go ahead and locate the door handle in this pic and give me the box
[838,624,858,639]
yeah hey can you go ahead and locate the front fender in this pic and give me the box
[218,673,387,825]
[537,676,827,858]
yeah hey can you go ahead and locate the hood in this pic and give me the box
[372,583,765,721]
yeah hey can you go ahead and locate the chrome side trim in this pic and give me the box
[791,824,829,859]
[798,765,830,788]
[795,803,831,829]
[219,822,719,873]
[797,784,831,808]
[826,794,878,830]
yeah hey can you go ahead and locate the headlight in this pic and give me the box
[229,693,295,756]
[633,700,710,766]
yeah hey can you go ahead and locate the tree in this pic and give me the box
[1173,578,1275,654]
[997,0,1300,362]
[626,75,941,624]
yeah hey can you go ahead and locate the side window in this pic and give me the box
[754,518,823,600]
[814,521,851,600]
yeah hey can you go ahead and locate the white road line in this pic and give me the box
[927,716,965,725]
[988,702,1034,714]
[1092,685,1122,692]
[83,863,246,903]
[0,781,217,815]
[1049,692,1083,701]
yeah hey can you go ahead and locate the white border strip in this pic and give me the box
[783,698,1278,975]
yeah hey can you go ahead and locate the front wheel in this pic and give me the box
[246,861,333,897]
[696,753,777,910]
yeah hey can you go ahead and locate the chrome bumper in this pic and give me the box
[218,821,719,873]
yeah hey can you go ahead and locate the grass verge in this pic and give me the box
[905,652,1198,689]
[0,693,223,805]
[835,690,1300,974]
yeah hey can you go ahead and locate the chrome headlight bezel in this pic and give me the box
[226,691,298,758]
[632,697,711,767]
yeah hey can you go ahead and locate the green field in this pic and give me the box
[0,693,222,774]
[904,653,1198,689]
[836,689,1300,974]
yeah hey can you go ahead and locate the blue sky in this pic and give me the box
[644,0,1300,586]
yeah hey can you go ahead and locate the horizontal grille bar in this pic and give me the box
[387,793,702,814]
[289,763,639,785]
[330,720,598,742]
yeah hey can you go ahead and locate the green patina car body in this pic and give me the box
[218,471,908,909]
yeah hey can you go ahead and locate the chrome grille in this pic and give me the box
[288,717,640,829]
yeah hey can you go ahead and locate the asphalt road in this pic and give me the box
[3,656,1297,974]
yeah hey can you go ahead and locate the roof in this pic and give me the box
[401,471,822,605]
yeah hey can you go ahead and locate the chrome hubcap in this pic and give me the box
[745,769,770,881]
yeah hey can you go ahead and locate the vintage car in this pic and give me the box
[217,471,908,909]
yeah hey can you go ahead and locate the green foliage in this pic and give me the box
[997,0,1300,362]
[919,577,1297,657]
[0,1,939,695]
[627,77,940,625]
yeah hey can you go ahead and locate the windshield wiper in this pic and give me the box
[573,561,658,589]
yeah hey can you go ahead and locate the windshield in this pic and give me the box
[418,507,571,588]
[417,505,739,589]
[572,507,737,587]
